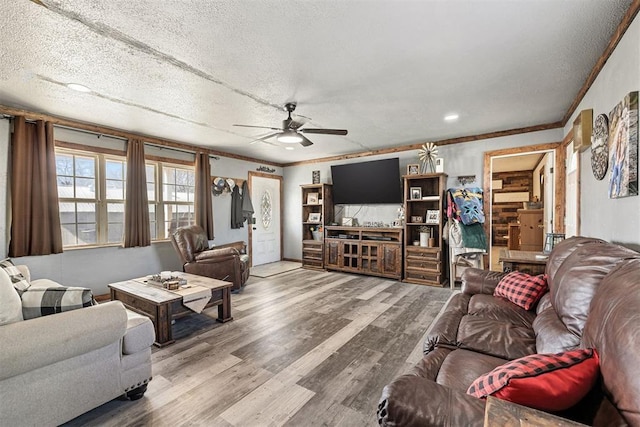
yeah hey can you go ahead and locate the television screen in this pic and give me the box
[331,158,402,204]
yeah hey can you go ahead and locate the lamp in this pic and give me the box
[543,233,565,254]
[277,130,303,144]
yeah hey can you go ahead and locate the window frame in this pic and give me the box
[55,145,196,248]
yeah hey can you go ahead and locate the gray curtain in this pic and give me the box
[195,152,214,239]
[124,138,150,247]
[9,116,63,256]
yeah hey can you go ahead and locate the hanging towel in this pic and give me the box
[241,180,254,223]
[447,187,485,225]
[459,222,487,250]
[231,185,243,229]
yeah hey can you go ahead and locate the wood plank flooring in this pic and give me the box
[65,269,452,427]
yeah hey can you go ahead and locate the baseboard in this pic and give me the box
[283,257,303,263]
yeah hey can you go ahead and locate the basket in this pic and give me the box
[312,231,323,241]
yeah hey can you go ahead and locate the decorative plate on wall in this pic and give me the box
[591,113,609,180]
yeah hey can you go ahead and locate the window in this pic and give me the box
[56,147,195,247]
[159,164,195,239]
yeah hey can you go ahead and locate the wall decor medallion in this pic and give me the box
[608,91,638,199]
[591,113,609,180]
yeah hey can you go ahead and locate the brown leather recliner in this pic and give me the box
[170,225,249,292]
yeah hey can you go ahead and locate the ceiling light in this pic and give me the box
[67,83,91,93]
[284,146,294,150]
[444,113,459,122]
[277,130,303,144]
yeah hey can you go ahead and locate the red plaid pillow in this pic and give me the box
[494,271,548,310]
[467,349,599,411]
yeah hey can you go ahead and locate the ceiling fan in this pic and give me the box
[233,103,348,147]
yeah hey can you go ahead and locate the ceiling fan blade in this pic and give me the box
[300,128,348,135]
[299,135,314,147]
[248,132,279,145]
[233,124,282,131]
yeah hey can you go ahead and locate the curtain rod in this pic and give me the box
[3,116,219,160]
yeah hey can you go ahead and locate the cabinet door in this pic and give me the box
[325,240,341,268]
[381,244,402,277]
[361,242,380,274]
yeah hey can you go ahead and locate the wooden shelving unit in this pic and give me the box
[403,173,447,286]
[301,184,333,270]
[324,226,403,280]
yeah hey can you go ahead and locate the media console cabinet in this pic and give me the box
[324,226,403,280]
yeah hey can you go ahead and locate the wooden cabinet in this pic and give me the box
[324,226,403,280]
[403,173,447,286]
[517,208,543,251]
[301,184,333,270]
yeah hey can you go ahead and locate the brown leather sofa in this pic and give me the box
[170,225,250,292]
[378,236,640,426]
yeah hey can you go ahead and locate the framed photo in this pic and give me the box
[435,158,444,173]
[410,215,423,223]
[307,192,319,204]
[407,164,420,175]
[410,187,422,200]
[312,170,321,184]
[425,210,440,224]
[308,213,321,223]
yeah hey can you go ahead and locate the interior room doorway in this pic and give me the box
[483,143,563,271]
[248,171,283,267]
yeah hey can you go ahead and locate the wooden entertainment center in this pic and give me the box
[324,226,403,280]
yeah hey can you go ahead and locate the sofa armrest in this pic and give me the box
[461,268,507,295]
[15,265,31,282]
[195,247,240,262]
[378,375,485,427]
[0,301,127,381]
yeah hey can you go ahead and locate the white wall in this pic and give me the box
[565,14,640,250]
[283,128,563,260]
[0,126,280,295]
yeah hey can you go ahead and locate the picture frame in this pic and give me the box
[312,170,321,184]
[410,215,423,223]
[425,209,440,224]
[435,158,444,173]
[407,164,420,175]
[308,212,321,223]
[410,187,422,200]
[307,192,319,204]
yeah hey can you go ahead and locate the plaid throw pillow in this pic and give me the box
[21,286,96,320]
[494,271,548,310]
[467,348,599,411]
[0,258,30,294]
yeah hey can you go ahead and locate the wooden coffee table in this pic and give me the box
[109,273,233,347]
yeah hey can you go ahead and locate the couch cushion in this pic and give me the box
[0,268,23,325]
[468,294,536,329]
[21,286,96,320]
[494,272,548,311]
[458,315,536,360]
[551,242,639,337]
[533,306,580,354]
[122,309,156,354]
[582,258,640,426]
[436,349,507,392]
[467,348,599,412]
[0,258,30,294]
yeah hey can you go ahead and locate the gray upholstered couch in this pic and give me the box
[0,265,155,426]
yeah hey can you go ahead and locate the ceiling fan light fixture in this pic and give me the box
[277,130,303,144]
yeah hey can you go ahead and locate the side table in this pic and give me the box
[499,249,547,275]
[484,396,586,426]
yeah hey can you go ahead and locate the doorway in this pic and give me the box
[483,143,563,270]
[248,171,283,267]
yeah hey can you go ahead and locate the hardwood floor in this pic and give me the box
[66,269,453,426]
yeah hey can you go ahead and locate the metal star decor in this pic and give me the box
[418,143,438,173]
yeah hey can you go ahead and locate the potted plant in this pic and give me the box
[418,225,431,247]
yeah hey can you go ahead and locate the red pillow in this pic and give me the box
[467,348,599,411]
[494,271,548,310]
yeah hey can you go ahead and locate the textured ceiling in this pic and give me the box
[0,0,632,164]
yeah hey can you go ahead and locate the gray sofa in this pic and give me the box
[0,266,155,426]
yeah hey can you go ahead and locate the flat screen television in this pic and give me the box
[331,158,402,204]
